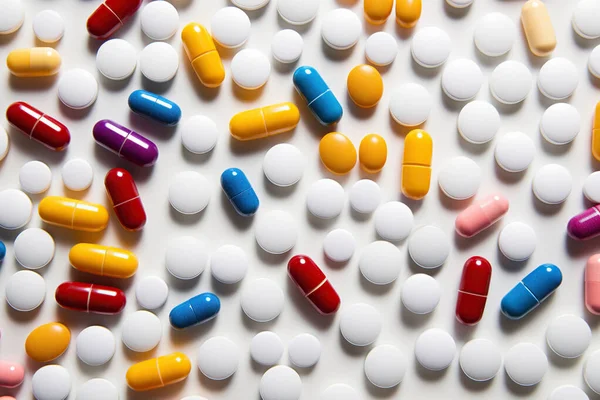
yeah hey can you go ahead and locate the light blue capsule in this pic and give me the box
[221,168,259,217]
[128,90,182,126]
[169,292,220,329]
[293,66,343,126]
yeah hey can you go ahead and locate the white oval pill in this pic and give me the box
[549,385,590,400]
[33,10,64,43]
[474,12,516,56]
[490,60,532,104]
[306,179,345,219]
[197,336,239,380]
[263,144,304,187]
[181,115,218,155]
[494,131,535,172]
[0,188,31,229]
[321,384,359,400]
[58,69,98,110]
[585,350,600,394]
[255,210,297,254]
[0,0,23,35]
[458,101,500,144]
[140,42,179,83]
[321,9,361,50]
[140,1,179,40]
[349,179,381,214]
[573,0,600,39]
[359,241,402,284]
[96,39,137,80]
[540,103,580,145]
[61,158,93,191]
[277,0,319,25]
[498,222,536,261]
[165,236,208,279]
[415,328,456,371]
[169,171,211,214]
[339,303,382,346]
[446,0,473,8]
[77,378,118,400]
[76,326,116,366]
[408,225,450,269]
[233,0,270,10]
[32,365,71,400]
[241,278,284,322]
[374,201,414,241]
[250,331,283,366]
[389,83,432,126]
[323,228,356,263]
[19,160,51,194]
[14,228,55,269]
[401,274,440,314]
[366,31,397,66]
[0,127,8,161]
[411,27,451,68]
[364,345,407,388]
[438,156,481,200]
[121,310,162,352]
[546,314,591,358]
[590,45,600,78]
[271,29,303,64]
[505,343,547,386]
[532,164,572,205]
[288,333,321,368]
[231,49,271,90]
[211,7,251,48]
[584,172,600,203]
[459,338,502,382]
[210,244,248,284]
[260,365,302,400]
[135,276,168,310]
[442,59,482,101]
[5,270,45,312]
[538,57,578,100]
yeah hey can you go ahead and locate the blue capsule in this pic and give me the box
[0,241,5,261]
[221,168,259,217]
[169,292,220,329]
[293,66,343,126]
[501,264,562,320]
[128,90,182,126]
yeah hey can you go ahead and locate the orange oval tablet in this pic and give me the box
[396,0,422,28]
[319,132,357,175]
[347,65,383,108]
[359,133,387,173]
[25,322,70,362]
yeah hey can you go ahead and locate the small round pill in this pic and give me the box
[446,0,473,8]
[288,333,321,368]
[306,179,345,219]
[389,83,432,126]
[365,32,397,66]
[321,384,359,400]
[401,274,440,314]
[490,60,532,104]
[458,101,500,144]
[474,12,516,56]
[233,0,270,10]
[540,103,580,145]
[277,0,319,25]
[58,68,98,110]
[495,132,535,172]
[135,276,169,310]
[408,225,450,269]
[140,1,179,40]
[411,27,451,68]
[77,379,118,400]
[181,115,218,155]
[168,171,211,215]
[61,159,93,191]
[0,189,31,230]
[573,0,600,39]
[364,345,407,388]
[323,228,356,263]
[231,49,271,90]
[347,65,383,108]
[241,278,284,322]
[319,132,357,175]
[359,133,387,173]
[121,310,162,352]
[549,385,590,400]
[32,365,71,400]
[14,228,55,270]
[505,343,547,386]
[321,9,361,50]
[165,236,208,280]
[546,314,591,358]
[211,7,251,48]
[374,201,414,241]
[32,10,64,43]
[76,326,116,366]
[584,172,600,203]
[0,0,24,35]
[415,328,456,371]
[197,336,239,380]
[96,39,137,80]
[438,156,481,200]
[442,59,482,101]
[263,143,304,187]
[538,57,578,100]
[210,244,248,284]
[0,127,8,161]
[250,331,284,366]
[589,45,600,78]
[498,222,537,261]
[339,303,382,346]
[459,339,502,382]
[349,179,381,214]
[359,241,402,284]
[255,210,297,254]
[532,164,572,205]
[271,29,303,64]
[585,350,600,394]
[5,270,45,312]
[19,160,51,194]
[260,366,302,400]
[140,42,179,83]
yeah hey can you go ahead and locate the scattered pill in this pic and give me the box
[321,9,361,50]
[221,168,259,216]
[293,66,343,126]
[547,314,592,358]
[69,243,137,278]
[231,103,300,141]
[456,256,492,325]
[490,60,532,104]
[438,156,481,200]
[250,331,284,366]
[32,10,64,43]
[211,7,251,48]
[106,168,146,231]
[584,172,600,204]
[87,0,142,39]
[76,326,116,366]
[411,27,451,68]
[181,22,225,88]
[0,0,23,35]
[505,343,547,386]
[136,276,169,310]
[321,384,359,400]
[96,39,137,80]
[532,164,572,204]
[573,0,600,39]
[474,12,516,56]
[347,65,383,108]
[32,365,71,400]
[365,32,397,66]
[402,130,433,200]
[126,352,191,391]
[458,101,500,144]
[364,0,392,24]
[415,328,456,371]
[588,255,600,314]
[408,225,450,269]
[389,83,432,126]
[7,48,61,77]
[14,228,54,270]
[25,322,70,362]
[181,115,218,154]
[233,0,270,10]
[549,385,590,400]
[590,45,600,78]
[0,127,8,161]
[56,282,126,314]
[241,278,284,322]
[169,171,211,215]
[288,255,341,314]
[260,365,302,400]
[364,345,407,388]
[232,49,271,90]
[585,350,600,394]
[359,241,402,284]
[5,270,45,312]
[211,245,248,284]
[319,132,356,175]
[540,103,580,145]
[197,336,239,380]
[271,29,303,64]
[169,293,220,329]
[39,196,109,232]
[255,210,297,254]
[323,229,356,263]
[19,160,51,194]
[374,201,414,241]
[349,179,381,214]
[277,0,319,25]
[359,133,387,173]
[288,333,321,368]
[402,274,441,314]
[263,144,304,187]
[0,189,31,230]
[521,0,556,57]
[140,1,179,40]
[128,90,181,126]
[307,179,345,219]
[494,131,535,172]
[498,222,537,262]
[0,360,23,388]
[442,59,482,101]
[165,236,208,280]
[140,42,179,83]
[396,0,421,28]
[339,303,382,346]
[122,311,162,352]
[593,102,600,161]
[538,57,578,100]
[77,379,118,400]
[459,339,502,382]
[7,101,70,150]
[93,119,159,166]
[446,0,473,8]
[61,159,93,192]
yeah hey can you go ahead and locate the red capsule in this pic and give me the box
[288,255,340,315]
[456,256,492,325]
[87,0,143,40]
[105,168,146,231]
[55,282,126,314]
[6,102,70,151]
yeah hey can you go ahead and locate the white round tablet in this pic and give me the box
[498,222,536,261]
[181,115,218,155]
[589,45,600,78]
[210,244,248,284]
[323,228,356,263]
[32,10,64,43]
[550,385,590,400]
[349,179,381,214]
[584,172,600,203]
[96,39,137,80]
[121,310,162,353]
[573,0,600,39]
[458,101,500,144]
[0,0,23,35]
[139,42,179,83]
[165,236,208,279]
[490,60,532,104]
[538,57,578,100]
[197,336,239,380]
[540,103,581,145]
[438,156,481,200]
[260,366,302,400]
[5,270,45,312]
[241,278,284,322]
[546,314,591,358]
[277,0,319,25]
[494,131,535,172]
[255,210,297,254]
[446,0,473,7]
[77,379,118,400]
[374,201,414,241]
[76,326,116,366]
[532,164,572,205]
[366,31,398,66]
[58,69,98,110]
[14,228,55,269]
[474,12,516,56]
[389,83,432,126]
[169,171,211,214]
[408,225,450,269]
[415,328,456,371]
[140,1,179,40]
[250,331,284,366]
[263,144,304,187]
[321,384,359,400]
[211,7,251,48]
[231,49,271,90]
[0,127,8,161]
[61,159,93,191]
[411,27,451,68]
[401,274,441,314]
[306,179,345,219]
[32,365,71,400]
[442,59,483,101]
[271,29,303,64]
[233,0,270,10]
[288,333,321,368]
[364,345,407,388]
[585,350,600,394]
[459,339,502,382]
[135,276,169,310]
[19,160,51,194]
[321,9,361,50]
[339,303,382,346]
[359,241,402,285]
[505,343,547,386]
[0,188,31,229]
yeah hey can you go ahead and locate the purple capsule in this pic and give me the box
[567,205,600,240]
[93,119,159,167]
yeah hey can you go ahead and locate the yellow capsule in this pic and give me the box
[25,322,70,362]
[347,65,384,109]
[69,243,138,278]
[402,129,432,200]
[319,132,357,175]
[38,196,109,232]
[126,352,191,391]
[592,102,600,161]
[364,0,393,24]
[230,102,300,141]
[7,48,61,77]
[181,23,225,88]
[359,134,387,173]
[521,0,556,57]
[396,0,422,28]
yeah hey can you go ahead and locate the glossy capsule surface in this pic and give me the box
[6,102,70,151]
[128,90,181,126]
[592,102,600,161]
[87,0,143,39]
[396,0,421,28]
[288,255,341,315]
[359,133,387,173]
[55,282,126,314]
[230,102,300,141]
[93,119,159,167]
[567,205,600,240]
[181,23,225,88]
[293,66,343,126]
[69,243,138,278]
[364,0,393,24]
[500,264,562,320]
[25,322,70,362]
[402,129,432,200]
[455,194,509,238]
[169,293,220,329]
[221,168,259,216]
[521,0,556,57]
[456,256,492,325]
[586,254,600,315]
[38,196,109,232]
[0,361,24,388]
[126,352,191,391]
[105,168,146,231]
[7,48,61,77]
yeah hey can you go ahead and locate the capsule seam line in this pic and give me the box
[113,196,140,208]
[105,5,124,26]
[305,279,327,297]
[307,89,331,107]
[117,130,133,156]
[70,201,78,229]
[259,108,269,136]
[458,290,486,298]
[521,282,540,304]
[100,249,108,276]
[156,357,165,387]
[29,114,44,139]
[86,284,93,313]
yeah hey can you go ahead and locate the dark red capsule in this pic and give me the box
[288,255,340,315]
[55,282,126,314]
[105,168,146,231]
[456,256,492,325]
[87,0,143,40]
[6,102,70,151]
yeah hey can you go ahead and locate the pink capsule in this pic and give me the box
[586,254,600,315]
[455,194,509,238]
[567,205,600,240]
[0,360,24,388]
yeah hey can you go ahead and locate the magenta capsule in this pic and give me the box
[567,205,600,240]
[586,254,600,315]
[92,119,158,167]
[455,194,509,238]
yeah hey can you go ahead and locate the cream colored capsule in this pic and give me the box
[521,0,556,57]
[7,48,61,77]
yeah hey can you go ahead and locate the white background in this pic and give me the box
[1,0,599,399]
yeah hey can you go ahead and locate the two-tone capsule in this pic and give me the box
[169,293,220,329]
[6,102,70,151]
[456,256,492,325]
[105,168,146,231]
[126,352,191,391]
[69,243,138,278]
[229,103,300,141]
[586,254,600,315]
[93,120,159,167]
[181,23,225,88]
[288,255,341,315]
[55,282,126,314]
[7,48,61,77]
[38,196,109,232]
[87,0,143,39]
[128,90,181,126]
[455,194,509,238]
[402,129,432,200]
[567,205,600,240]
[293,66,343,126]
[221,168,259,216]
[521,0,556,57]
